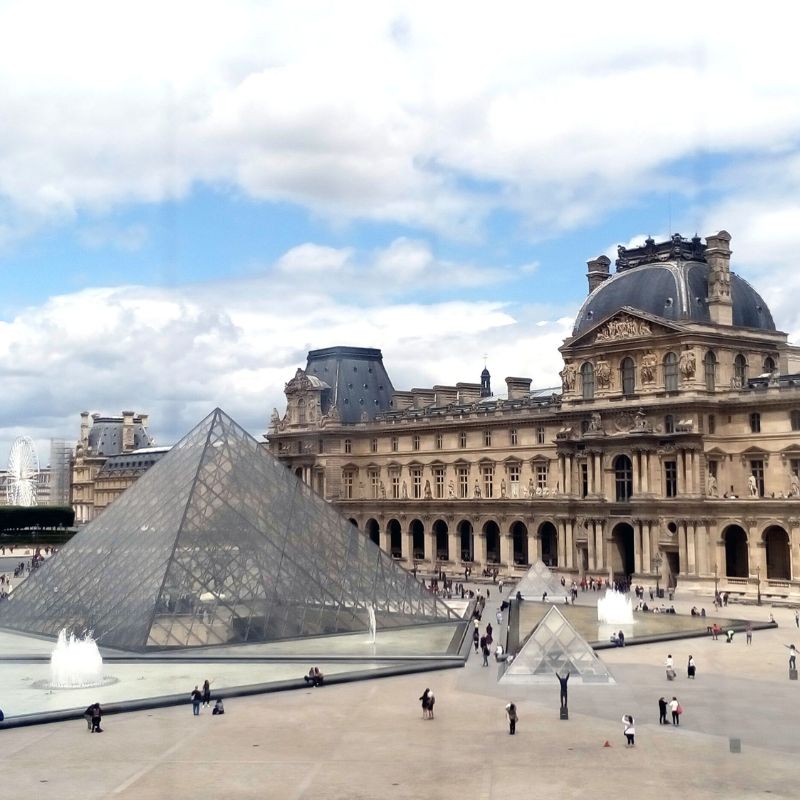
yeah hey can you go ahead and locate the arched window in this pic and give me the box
[704,351,717,392]
[621,357,635,397]
[344,438,352,454]
[580,362,595,400]
[297,398,306,425]
[763,356,776,374]
[614,455,633,501]
[663,352,678,392]
[734,354,748,387]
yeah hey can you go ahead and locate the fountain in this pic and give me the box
[367,603,377,645]
[49,629,106,688]
[597,589,635,625]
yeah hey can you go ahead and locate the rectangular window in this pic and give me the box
[435,433,443,449]
[581,462,588,498]
[318,439,324,454]
[413,435,420,451]
[484,430,492,447]
[536,426,545,444]
[510,428,518,446]
[750,412,761,433]
[457,466,469,498]
[708,414,716,435]
[433,466,445,498]
[411,467,422,499]
[459,431,467,448]
[391,474,400,499]
[391,436,398,452]
[508,464,520,498]
[536,463,548,491]
[750,459,765,497]
[342,470,354,500]
[792,411,800,432]
[481,465,494,498]
[665,460,677,498]
[369,469,380,499]
[371,438,378,454]
[344,439,352,454]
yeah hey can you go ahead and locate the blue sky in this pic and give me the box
[2,1,800,466]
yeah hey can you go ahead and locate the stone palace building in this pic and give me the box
[268,231,800,600]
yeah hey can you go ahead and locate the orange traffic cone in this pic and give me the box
[603,740,611,747]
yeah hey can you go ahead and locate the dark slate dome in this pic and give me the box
[87,417,153,456]
[572,237,775,336]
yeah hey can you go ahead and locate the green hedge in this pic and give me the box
[0,506,75,532]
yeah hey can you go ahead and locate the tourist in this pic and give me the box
[419,688,431,719]
[499,579,504,594]
[428,689,435,719]
[83,703,94,731]
[710,623,721,640]
[665,654,676,680]
[481,637,490,666]
[787,644,797,671]
[687,655,696,679]
[303,667,323,686]
[505,702,518,735]
[622,714,635,747]
[472,628,480,653]
[212,698,225,715]
[658,697,668,725]
[617,630,625,647]
[496,609,503,625]
[202,679,211,708]
[91,702,103,732]
[746,622,753,645]
[796,610,799,628]
[556,670,569,709]
[726,629,735,643]
[486,622,493,643]
[190,685,202,715]
[669,696,681,725]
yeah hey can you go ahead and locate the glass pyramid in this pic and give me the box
[502,606,613,684]
[514,559,566,600]
[0,409,456,651]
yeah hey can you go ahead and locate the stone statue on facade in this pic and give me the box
[448,480,456,498]
[402,481,408,499]
[748,474,758,497]
[500,479,507,498]
[379,481,386,499]
[706,475,718,497]
[559,363,576,392]
[527,478,535,499]
[270,408,281,431]
[424,480,432,499]
[640,351,657,384]
[474,481,481,499]
[588,411,603,432]
[595,360,612,389]
[791,472,800,498]
[679,348,696,379]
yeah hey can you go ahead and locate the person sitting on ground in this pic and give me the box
[617,630,625,647]
[304,666,324,687]
[212,698,225,715]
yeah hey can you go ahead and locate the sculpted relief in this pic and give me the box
[560,363,576,392]
[595,359,612,389]
[679,348,696,380]
[594,314,652,342]
[640,351,657,384]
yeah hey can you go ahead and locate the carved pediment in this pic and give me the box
[566,307,684,349]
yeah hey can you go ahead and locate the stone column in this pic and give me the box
[745,518,760,577]
[565,519,574,569]
[676,451,686,496]
[633,519,642,574]
[595,519,606,574]
[500,530,513,567]
[789,517,800,581]
[587,519,597,571]
[427,527,437,564]
[695,519,709,576]
[642,519,652,574]
[381,526,393,556]
[641,452,650,494]
[595,453,603,496]
[557,519,567,568]
[678,520,688,578]
[686,520,697,575]
[632,450,641,496]
[448,529,460,564]
[530,525,542,563]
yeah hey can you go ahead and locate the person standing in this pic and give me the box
[472,627,480,653]
[427,690,435,720]
[481,637,490,667]
[687,655,696,679]
[665,654,676,680]
[746,622,753,645]
[787,644,798,671]
[669,696,680,725]
[90,702,103,733]
[658,697,668,725]
[191,685,202,716]
[419,688,431,719]
[795,610,799,628]
[505,702,518,735]
[622,714,635,747]
[556,670,569,709]
[83,703,94,731]
[202,679,212,709]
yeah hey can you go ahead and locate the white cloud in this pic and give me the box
[1,2,800,241]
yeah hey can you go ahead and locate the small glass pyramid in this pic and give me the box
[502,605,613,684]
[0,409,456,651]
[514,559,566,600]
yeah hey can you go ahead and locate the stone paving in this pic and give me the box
[2,586,798,799]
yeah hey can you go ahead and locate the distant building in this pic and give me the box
[72,411,162,523]
[267,231,800,602]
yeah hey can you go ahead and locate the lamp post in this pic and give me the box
[653,551,663,598]
[756,564,762,606]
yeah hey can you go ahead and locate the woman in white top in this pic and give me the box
[687,655,696,679]
[669,696,680,725]
[622,714,635,746]
[665,654,676,680]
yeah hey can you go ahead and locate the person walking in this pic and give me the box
[795,609,799,628]
[202,679,212,709]
[658,697,668,725]
[472,627,480,653]
[191,685,202,716]
[687,655,696,679]
[505,702,518,735]
[622,714,635,747]
[481,637,490,666]
[419,688,431,719]
[665,654,676,680]
[669,696,681,725]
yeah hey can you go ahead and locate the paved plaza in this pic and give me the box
[2,586,799,799]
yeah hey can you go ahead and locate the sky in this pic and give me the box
[2,1,800,467]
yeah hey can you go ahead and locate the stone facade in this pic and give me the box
[267,232,800,601]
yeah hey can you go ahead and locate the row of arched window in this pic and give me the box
[579,352,774,399]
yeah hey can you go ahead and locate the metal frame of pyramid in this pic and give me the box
[501,605,614,684]
[514,559,567,600]
[0,409,457,651]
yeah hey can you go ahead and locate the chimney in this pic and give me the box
[80,411,90,448]
[706,230,732,326]
[586,255,611,293]
[506,376,532,400]
[138,413,149,429]
[122,410,135,452]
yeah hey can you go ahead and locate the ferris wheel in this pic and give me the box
[7,436,39,506]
